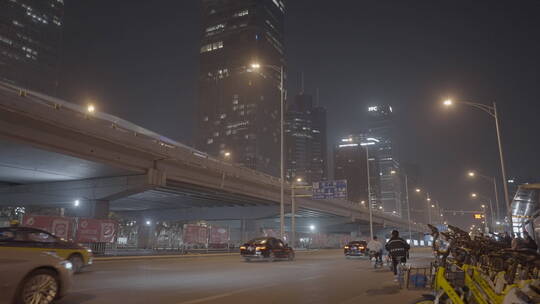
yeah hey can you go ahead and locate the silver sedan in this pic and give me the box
[0,249,73,304]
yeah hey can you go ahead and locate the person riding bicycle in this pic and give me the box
[367,236,383,263]
[385,230,410,279]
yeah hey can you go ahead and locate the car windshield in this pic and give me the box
[248,238,268,245]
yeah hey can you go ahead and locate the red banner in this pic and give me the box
[183,224,208,244]
[22,215,75,240]
[209,226,229,244]
[76,219,117,243]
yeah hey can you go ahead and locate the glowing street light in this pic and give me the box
[427,197,431,202]
[224,151,231,158]
[145,220,152,226]
[390,170,397,175]
[251,61,285,239]
[309,224,315,231]
[471,193,478,198]
[441,98,511,228]
[74,200,80,207]
[415,188,421,193]
[431,204,435,208]
[87,104,95,113]
[468,171,476,177]
[296,177,303,183]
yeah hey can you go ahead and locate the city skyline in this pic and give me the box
[55,0,540,229]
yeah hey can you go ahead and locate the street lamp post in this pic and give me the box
[471,192,494,232]
[251,63,285,239]
[366,147,373,240]
[467,171,501,226]
[444,100,511,227]
[291,177,312,248]
[390,170,413,244]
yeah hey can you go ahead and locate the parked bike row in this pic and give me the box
[415,224,540,304]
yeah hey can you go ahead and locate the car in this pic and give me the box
[0,227,93,272]
[344,241,368,258]
[240,237,295,262]
[0,247,73,304]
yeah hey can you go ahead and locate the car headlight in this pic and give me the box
[62,261,73,270]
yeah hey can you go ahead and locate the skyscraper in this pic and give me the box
[0,0,64,95]
[334,136,381,206]
[366,105,403,216]
[285,92,327,183]
[197,0,286,176]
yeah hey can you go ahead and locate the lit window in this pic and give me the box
[220,113,226,119]
[207,138,213,144]
[206,23,225,33]
[233,9,249,17]
[214,132,219,137]
[203,116,209,122]
[0,36,13,45]
[200,41,223,53]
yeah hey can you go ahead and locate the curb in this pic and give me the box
[94,249,331,262]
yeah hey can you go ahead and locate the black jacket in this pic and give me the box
[385,236,410,258]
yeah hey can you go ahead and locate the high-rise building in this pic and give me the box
[334,136,380,205]
[285,92,327,183]
[197,0,286,176]
[365,104,403,216]
[0,0,64,95]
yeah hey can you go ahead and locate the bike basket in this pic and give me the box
[407,267,432,289]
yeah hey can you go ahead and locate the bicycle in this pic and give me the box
[414,224,540,304]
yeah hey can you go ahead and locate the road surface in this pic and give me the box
[58,249,432,304]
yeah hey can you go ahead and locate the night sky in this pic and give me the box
[59,1,540,229]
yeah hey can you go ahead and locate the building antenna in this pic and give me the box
[316,88,320,106]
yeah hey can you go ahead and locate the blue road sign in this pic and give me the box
[312,180,348,200]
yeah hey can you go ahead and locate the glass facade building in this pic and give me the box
[0,0,64,95]
[197,0,286,176]
[285,93,327,184]
[365,105,403,216]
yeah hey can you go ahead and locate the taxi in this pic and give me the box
[0,226,93,272]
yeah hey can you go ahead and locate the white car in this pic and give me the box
[0,249,73,304]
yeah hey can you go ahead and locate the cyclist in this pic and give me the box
[367,236,383,264]
[385,230,410,280]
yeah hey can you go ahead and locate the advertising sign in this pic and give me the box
[312,180,348,200]
[22,215,75,240]
[209,226,229,244]
[76,219,117,243]
[183,224,208,244]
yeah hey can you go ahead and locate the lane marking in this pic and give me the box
[176,283,278,304]
[299,275,324,281]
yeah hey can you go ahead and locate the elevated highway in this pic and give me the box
[0,82,426,233]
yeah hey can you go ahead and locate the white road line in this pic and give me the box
[299,275,324,281]
[176,283,278,304]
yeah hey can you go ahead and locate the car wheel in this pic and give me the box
[17,269,59,304]
[69,254,84,273]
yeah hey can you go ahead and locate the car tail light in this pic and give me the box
[240,246,246,250]
[255,246,266,251]
[344,246,349,249]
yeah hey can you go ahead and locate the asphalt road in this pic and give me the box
[58,249,432,304]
